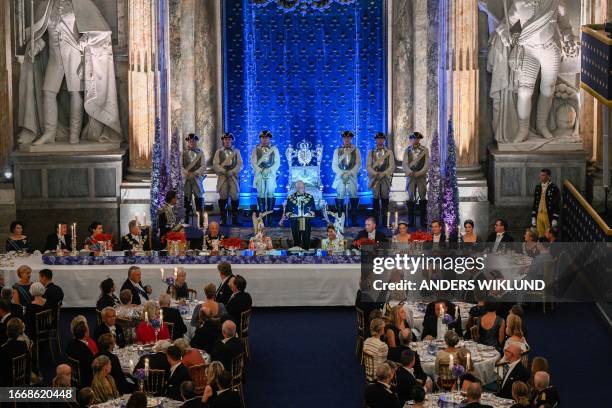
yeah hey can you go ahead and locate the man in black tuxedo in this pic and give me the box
[93,307,126,348]
[225,275,252,327]
[364,361,401,408]
[39,269,64,312]
[44,223,72,252]
[396,349,419,406]
[421,299,463,340]
[120,266,150,305]
[202,370,241,408]
[159,294,187,340]
[165,345,192,401]
[0,318,29,386]
[462,382,493,408]
[121,219,151,251]
[66,321,94,388]
[215,262,234,305]
[531,371,560,408]
[0,299,17,346]
[353,217,387,247]
[487,218,514,251]
[211,320,245,370]
[134,340,172,379]
[496,344,530,399]
[95,333,134,394]
[180,381,202,408]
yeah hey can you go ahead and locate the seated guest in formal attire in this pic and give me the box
[459,373,482,393]
[204,361,225,400]
[496,344,530,399]
[167,268,190,300]
[191,306,222,353]
[191,283,227,327]
[24,282,48,340]
[364,362,401,408]
[5,221,32,253]
[66,320,95,388]
[434,330,461,385]
[462,382,493,408]
[90,355,120,404]
[421,299,462,340]
[465,299,486,340]
[355,275,384,332]
[83,222,106,251]
[354,217,387,247]
[215,262,234,305]
[508,304,528,338]
[204,221,225,251]
[509,381,531,408]
[225,275,252,327]
[134,340,172,378]
[121,219,149,251]
[97,278,120,311]
[410,385,426,408]
[321,224,345,251]
[385,305,414,347]
[96,333,134,394]
[396,349,419,406]
[504,314,529,353]
[94,307,126,348]
[473,302,505,352]
[12,265,33,306]
[430,220,447,244]
[530,356,549,387]
[158,190,179,240]
[126,391,147,408]
[0,318,30,386]
[135,301,171,344]
[363,319,389,382]
[71,315,98,355]
[180,381,201,408]
[174,338,205,368]
[393,222,412,244]
[159,293,187,340]
[2,288,23,320]
[0,299,16,345]
[522,228,539,257]
[45,223,72,252]
[202,370,241,408]
[211,320,245,370]
[116,289,137,319]
[165,345,192,401]
[487,218,514,251]
[460,219,479,244]
[531,371,560,408]
[39,268,63,312]
[52,364,72,387]
[121,266,151,305]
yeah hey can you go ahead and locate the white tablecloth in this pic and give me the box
[113,345,210,374]
[410,340,500,385]
[403,392,513,407]
[0,255,361,308]
[92,395,182,408]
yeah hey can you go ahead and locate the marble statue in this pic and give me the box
[17,0,121,146]
[488,0,578,145]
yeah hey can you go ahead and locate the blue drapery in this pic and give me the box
[224,0,386,199]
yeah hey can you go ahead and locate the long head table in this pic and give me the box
[1,254,361,308]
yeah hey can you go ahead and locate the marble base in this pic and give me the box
[489,146,587,207]
[588,168,612,213]
[19,141,123,153]
[497,135,583,152]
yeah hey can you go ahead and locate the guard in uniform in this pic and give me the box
[286,181,316,250]
[402,132,429,227]
[531,168,560,238]
[182,133,206,225]
[332,130,362,226]
[157,190,178,240]
[366,132,396,226]
[121,219,150,251]
[250,130,281,226]
[212,132,243,226]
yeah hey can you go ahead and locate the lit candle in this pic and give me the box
[449,354,453,368]
[204,212,209,226]
[196,211,200,228]
[467,353,471,371]
[159,309,163,324]
[174,267,178,279]
[144,357,149,374]
[143,212,147,226]
[129,359,134,371]
[58,224,62,236]
[135,215,139,225]
[386,211,390,227]
[394,211,398,227]
[144,311,148,323]
[161,268,164,280]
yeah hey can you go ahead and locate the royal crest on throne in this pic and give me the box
[285,140,324,208]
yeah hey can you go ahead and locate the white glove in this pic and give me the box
[551,219,558,228]
[531,217,536,227]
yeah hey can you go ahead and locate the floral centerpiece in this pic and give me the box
[442,314,455,325]
[134,368,146,391]
[91,233,113,254]
[221,237,243,255]
[165,231,187,255]
[163,276,175,287]
[353,238,376,249]
[411,230,433,242]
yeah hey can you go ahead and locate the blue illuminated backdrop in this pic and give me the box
[223,0,387,201]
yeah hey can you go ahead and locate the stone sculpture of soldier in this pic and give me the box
[402,132,429,227]
[332,131,362,226]
[182,134,206,225]
[212,133,243,226]
[250,130,281,226]
[366,132,396,227]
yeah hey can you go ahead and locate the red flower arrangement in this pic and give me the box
[221,237,243,249]
[93,233,113,242]
[165,231,186,242]
[411,230,433,242]
[353,238,377,249]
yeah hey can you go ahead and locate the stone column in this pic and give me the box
[0,0,13,170]
[449,0,480,171]
[126,0,158,181]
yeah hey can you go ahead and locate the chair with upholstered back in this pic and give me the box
[67,356,81,389]
[239,309,252,360]
[188,289,198,301]
[144,369,166,396]
[355,307,365,359]
[11,354,29,386]
[188,363,208,395]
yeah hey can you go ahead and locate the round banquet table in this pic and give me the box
[92,395,182,408]
[387,301,475,334]
[402,391,513,407]
[112,344,210,374]
[409,339,501,385]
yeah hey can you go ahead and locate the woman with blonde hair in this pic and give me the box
[504,314,529,352]
[90,355,119,404]
[510,381,531,408]
[71,315,98,355]
[174,338,205,367]
[190,283,226,327]
[434,330,461,384]
[204,361,225,399]
[135,301,170,344]
[530,356,550,388]
[385,305,414,347]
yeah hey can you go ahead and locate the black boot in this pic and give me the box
[381,199,390,227]
[419,199,428,228]
[267,197,276,227]
[350,198,360,227]
[231,200,241,226]
[184,196,192,224]
[372,199,380,226]
[218,199,228,226]
[335,199,345,218]
[407,201,415,227]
